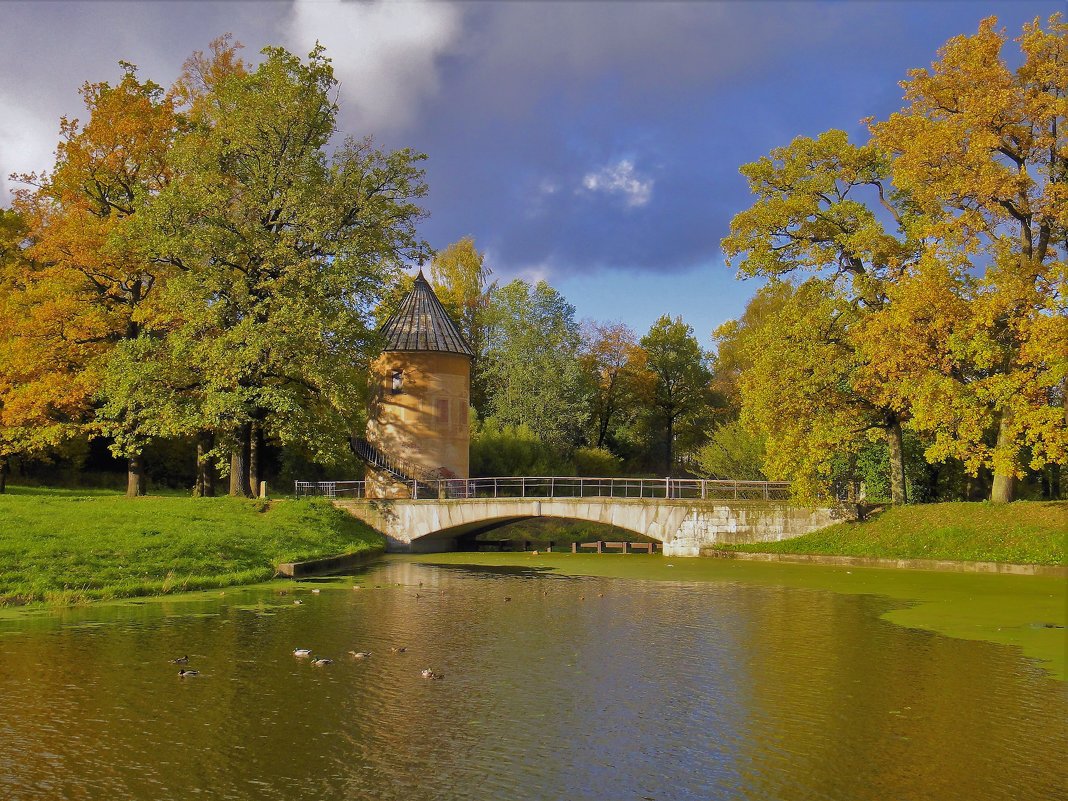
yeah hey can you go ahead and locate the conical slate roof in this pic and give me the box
[379,271,474,356]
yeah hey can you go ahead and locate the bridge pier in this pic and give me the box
[334,498,844,556]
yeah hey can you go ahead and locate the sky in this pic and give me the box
[0,0,1059,347]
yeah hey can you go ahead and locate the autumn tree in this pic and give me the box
[8,65,179,496]
[578,321,645,451]
[868,14,1068,502]
[722,130,918,503]
[145,42,429,496]
[480,279,589,447]
[637,315,714,475]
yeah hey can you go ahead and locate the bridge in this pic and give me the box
[296,477,845,557]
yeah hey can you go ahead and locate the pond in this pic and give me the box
[0,555,1064,800]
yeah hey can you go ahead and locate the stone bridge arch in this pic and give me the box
[334,498,841,557]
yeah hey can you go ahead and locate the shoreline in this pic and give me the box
[703,550,1067,577]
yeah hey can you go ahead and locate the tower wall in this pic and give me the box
[366,350,471,489]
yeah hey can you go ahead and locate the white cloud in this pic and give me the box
[285,0,463,132]
[0,92,56,202]
[580,159,653,208]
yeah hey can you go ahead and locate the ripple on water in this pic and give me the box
[0,560,1064,801]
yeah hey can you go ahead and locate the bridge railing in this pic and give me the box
[295,477,789,501]
[294,480,367,499]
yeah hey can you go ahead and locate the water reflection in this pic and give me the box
[0,559,1064,800]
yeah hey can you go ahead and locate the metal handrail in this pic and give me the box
[295,476,790,501]
[353,438,441,487]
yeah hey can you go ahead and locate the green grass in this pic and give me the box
[720,501,1066,565]
[0,487,386,606]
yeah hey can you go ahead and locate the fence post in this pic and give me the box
[764,482,769,500]
[550,476,555,497]
[701,480,707,501]
[665,476,671,499]
[521,476,526,498]
[411,479,417,499]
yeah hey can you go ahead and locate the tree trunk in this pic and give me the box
[886,413,907,505]
[990,410,1016,504]
[248,420,262,498]
[665,414,675,476]
[986,410,1012,504]
[195,432,215,497]
[126,453,146,498]
[229,424,253,498]
[0,455,8,494]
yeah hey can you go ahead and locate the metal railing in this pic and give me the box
[294,480,367,499]
[295,476,790,502]
[352,437,443,492]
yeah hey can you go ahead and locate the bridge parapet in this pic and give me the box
[332,494,844,557]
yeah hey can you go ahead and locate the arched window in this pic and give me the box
[391,370,403,394]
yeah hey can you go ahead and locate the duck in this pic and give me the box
[171,655,190,664]
[311,589,321,594]
[178,669,200,677]
[293,599,304,605]
[293,648,313,657]
[312,658,334,666]
[421,668,444,680]
[389,646,407,654]
[349,651,372,659]
[504,597,512,602]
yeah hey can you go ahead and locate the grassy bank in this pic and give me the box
[720,501,1066,565]
[0,487,385,606]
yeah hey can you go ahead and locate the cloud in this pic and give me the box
[0,92,57,201]
[285,0,462,132]
[580,160,653,208]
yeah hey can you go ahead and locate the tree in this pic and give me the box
[722,129,918,503]
[869,14,1068,502]
[9,64,179,496]
[480,279,589,447]
[428,237,494,413]
[637,315,714,475]
[694,420,767,481]
[720,280,896,501]
[145,42,429,496]
[578,321,644,450]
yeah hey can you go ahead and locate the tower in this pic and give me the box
[363,271,473,497]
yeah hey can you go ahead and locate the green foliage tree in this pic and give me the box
[694,420,767,481]
[480,279,589,447]
[469,419,570,476]
[144,42,429,496]
[637,315,714,475]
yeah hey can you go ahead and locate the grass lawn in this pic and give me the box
[720,500,1066,565]
[0,486,385,606]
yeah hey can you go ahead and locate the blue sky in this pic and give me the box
[0,0,1059,347]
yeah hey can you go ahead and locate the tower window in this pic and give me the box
[436,399,449,425]
[391,370,403,394]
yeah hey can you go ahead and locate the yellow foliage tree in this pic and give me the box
[869,14,1067,502]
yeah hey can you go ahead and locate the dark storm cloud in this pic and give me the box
[1,0,1058,287]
